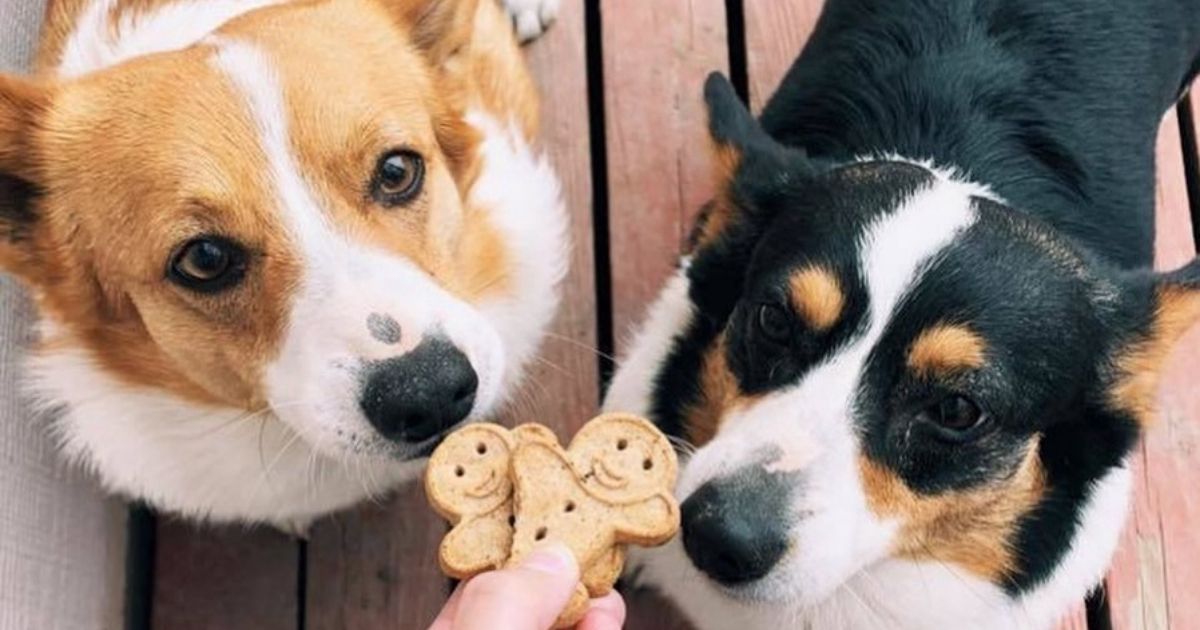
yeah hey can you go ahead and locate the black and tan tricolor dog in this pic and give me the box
[604,0,1200,627]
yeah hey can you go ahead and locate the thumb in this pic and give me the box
[451,544,580,630]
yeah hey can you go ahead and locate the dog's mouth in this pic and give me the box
[410,432,451,459]
[588,459,630,490]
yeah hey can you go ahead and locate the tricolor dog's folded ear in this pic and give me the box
[705,73,777,165]
[1109,258,1200,426]
[386,0,482,63]
[0,74,50,278]
[694,73,809,251]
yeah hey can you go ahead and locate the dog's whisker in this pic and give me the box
[542,332,617,362]
[665,434,697,457]
[261,427,305,482]
[530,354,572,377]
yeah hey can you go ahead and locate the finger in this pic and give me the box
[451,544,580,630]
[427,582,467,630]
[575,591,626,630]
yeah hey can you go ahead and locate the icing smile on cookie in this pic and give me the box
[589,459,630,490]
[466,469,504,498]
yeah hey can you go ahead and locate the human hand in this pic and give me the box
[428,543,626,630]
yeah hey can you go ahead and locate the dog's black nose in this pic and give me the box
[359,337,478,443]
[681,477,789,585]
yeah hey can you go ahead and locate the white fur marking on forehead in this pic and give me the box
[854,154,1001,202]
[59,0,283,78]
[210,38,333,260]
[858,177,979,339]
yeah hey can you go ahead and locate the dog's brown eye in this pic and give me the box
[921,395,984,434]
[756,303,791,343]
[372,150,424,206]
[169,237,246,293]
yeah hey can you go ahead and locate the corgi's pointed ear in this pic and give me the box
[390,0,481,63]
[0,74,46,179]
[0,75,49,277]
[1108,258,1200,426]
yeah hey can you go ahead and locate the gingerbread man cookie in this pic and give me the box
[506,413,680,628]
[425,423,556,579]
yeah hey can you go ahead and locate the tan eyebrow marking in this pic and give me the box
[788,266,845,332]
[907,324,987,377]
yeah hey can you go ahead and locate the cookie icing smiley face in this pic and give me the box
[425,423,556,578]
[426,424,517,516]
[569,414,678,500]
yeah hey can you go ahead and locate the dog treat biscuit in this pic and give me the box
[426,414,679,629]
[425,423,556,579]
[507,413,680,628]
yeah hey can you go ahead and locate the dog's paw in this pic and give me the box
[502,0,560,43]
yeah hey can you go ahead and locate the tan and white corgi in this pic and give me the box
[0,0,566,531]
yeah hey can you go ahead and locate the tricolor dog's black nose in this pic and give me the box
[682,475,790,585]
[360,337,478,443]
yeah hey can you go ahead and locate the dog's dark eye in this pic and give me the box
[919,395,985,434]
[756,303,791,343]
[372,150,425,206]
[169,237,246,293]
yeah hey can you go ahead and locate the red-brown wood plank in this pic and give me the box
[304,487,447,630]
[304,1,600,627]
[1107,103,1200,630]
[744,0,824,112]
[152,520,297,630]
[515,0,601,438]
[603,0,728,352]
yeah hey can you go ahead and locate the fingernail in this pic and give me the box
[521,543,577,576]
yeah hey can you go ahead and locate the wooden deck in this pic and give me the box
[139,1,1200,629]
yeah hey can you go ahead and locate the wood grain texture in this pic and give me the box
[305,485,448,630]
[743,0,825,112]
[1107,108,1200,630]
[0,3,129,629]
[305,2,600,627]
[602,0,728,352]
[152,521,298,630]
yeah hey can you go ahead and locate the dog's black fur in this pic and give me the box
[760,0,1200,269]
[646,0,1200,600]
